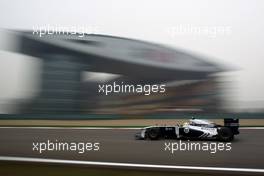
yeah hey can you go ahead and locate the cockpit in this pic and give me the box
[188,119,216,128]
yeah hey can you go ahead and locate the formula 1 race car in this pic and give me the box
[135,118,239,142]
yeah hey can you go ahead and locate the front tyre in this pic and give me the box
[218,127,234,142]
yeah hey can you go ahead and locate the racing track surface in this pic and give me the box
[0,128,263,169]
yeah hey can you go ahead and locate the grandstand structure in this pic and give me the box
[8,31,225,114]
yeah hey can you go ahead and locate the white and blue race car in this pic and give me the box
[135,118,239,142]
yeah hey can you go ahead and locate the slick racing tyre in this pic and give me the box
[218,127,234,142]
[147,127,160,140]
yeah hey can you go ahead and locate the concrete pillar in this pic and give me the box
[33,55,82,114]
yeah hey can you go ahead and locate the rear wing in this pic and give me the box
[224,118,239,135]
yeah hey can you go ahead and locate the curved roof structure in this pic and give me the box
[6,30,226,80]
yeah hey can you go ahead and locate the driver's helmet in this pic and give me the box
[189,120,195,126]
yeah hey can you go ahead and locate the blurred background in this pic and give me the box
[0,0,264,117]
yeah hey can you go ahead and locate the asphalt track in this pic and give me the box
[0,128,263,170]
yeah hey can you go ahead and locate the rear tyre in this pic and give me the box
[147,127,160,140]
[218,127,234,142]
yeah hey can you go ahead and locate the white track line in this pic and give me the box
[0,156,263,173]
[240,127,264,130]
[0,126,263,130]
